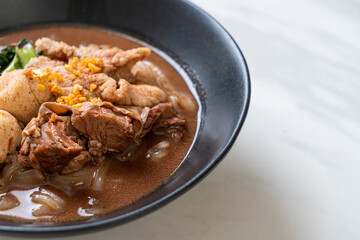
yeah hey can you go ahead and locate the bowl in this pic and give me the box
[0,0,250,235]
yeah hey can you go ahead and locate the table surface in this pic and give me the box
[2,0,359,239]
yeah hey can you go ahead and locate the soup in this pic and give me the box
[0,26,198,222]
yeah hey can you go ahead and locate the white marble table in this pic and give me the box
[2,0,359,239]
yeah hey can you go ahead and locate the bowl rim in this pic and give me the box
[0,0,251,234]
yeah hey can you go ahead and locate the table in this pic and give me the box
[2,0,359,239]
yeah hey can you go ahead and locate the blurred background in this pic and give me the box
[4,0,359,239]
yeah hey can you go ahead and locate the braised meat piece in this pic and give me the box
[34,38,77,61]
[79,46,151,82]
[25,56,168,108]
[18,101,186,173]
[99,78,168,107]
[25,56,65,70]
[18,106,88,173]
[25,120,82,172]
[70,102,144,153]
[62,151,92,174]
[61,72,168,107]
[144,103,186,140]
[35,38,150,81]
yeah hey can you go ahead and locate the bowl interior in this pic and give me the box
[0,0,250,233]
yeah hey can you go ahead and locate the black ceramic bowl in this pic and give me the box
[0,0,250,234]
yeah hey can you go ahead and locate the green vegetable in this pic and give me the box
[0,45,15,72]
[16,39,37,67]
[0,39,37,76]
[1,54,22,75]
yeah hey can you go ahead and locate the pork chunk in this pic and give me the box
[49,67,168,107]
[18,100,186,173]
[70,102,144,152]
[144,103,186,140]
[35,38,150,81]
[25,56,65,70]
[35,38,77,61]
[18,102,144,173]
[99,79,168,107]
[18,108,86,173]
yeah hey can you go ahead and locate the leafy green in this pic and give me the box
[0,39,37,76]
[1,54,22,75]
[0,45,15,72]
[16,39,37,67]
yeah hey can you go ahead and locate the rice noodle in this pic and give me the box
[82,207,105,215]
[91,159,111,191]
[31,188,65,216]
[11,169,45,188]
[1,156,21,183]
[78,206,105,217]
[49,166,96,195]
[146,140,170,161]
[32,205,54,217]
[0,193,19,210]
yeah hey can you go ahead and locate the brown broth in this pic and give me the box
[0,26,198,222]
